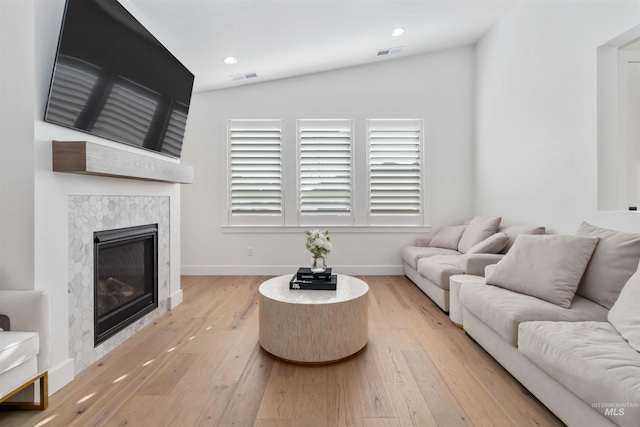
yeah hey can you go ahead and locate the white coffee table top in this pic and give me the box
[259,274,369,305]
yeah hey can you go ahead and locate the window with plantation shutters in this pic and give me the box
[297,119,353,225]
[228,120,283,225]
[367,119,423,225]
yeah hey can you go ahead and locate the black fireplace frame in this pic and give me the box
[93,224,158,346]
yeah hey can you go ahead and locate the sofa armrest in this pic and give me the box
[461,253,504,276]
[415,235,433,247]
[0,290,50,373]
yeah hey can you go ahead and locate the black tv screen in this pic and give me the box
[45,0,194,158]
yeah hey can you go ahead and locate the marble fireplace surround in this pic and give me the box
[68,195,170,374]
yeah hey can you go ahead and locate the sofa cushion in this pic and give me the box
[576,222,640,309]
[519,321,640,426]
[498,225,546,254]
[417,255,463,290]
[460,282,608,346]
[0,353,37,399]
[466,232,508,254]
[401,246,460,270]
[0,331,39,376]
[486,234,599,308]
[428,225,467,250]
[457,216,501,254]
[609,268,640,352]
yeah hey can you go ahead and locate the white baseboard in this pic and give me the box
[181,265,404,276]
[169,289,183,309]
[48,358,75,395]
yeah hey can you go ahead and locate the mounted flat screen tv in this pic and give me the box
[44,0,194,158]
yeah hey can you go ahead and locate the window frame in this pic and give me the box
[224,117,427,229]
[296,119,355,226]
[227,119,285,226]
[366,118,425,226]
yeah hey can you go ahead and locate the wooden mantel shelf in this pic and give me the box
[52,141,194,184]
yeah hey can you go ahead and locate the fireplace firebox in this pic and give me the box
[94,224,158,346]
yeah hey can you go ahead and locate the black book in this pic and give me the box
[290,274,337,290]
[296,267,332,282]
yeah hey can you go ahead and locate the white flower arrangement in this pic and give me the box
[305,229,332,258]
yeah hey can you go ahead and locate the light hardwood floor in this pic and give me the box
[0,275,564,427]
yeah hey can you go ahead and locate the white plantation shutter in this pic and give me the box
[298,119,353,224]
[92,78,160,145]
[228,120,283,225]
[367,119,423,224]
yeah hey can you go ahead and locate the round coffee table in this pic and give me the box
[258,274,369,363]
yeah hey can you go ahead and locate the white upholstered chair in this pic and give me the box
[0,290,50,410]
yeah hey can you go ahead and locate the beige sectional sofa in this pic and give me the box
[460,222,640,427]
[402,216,544,311]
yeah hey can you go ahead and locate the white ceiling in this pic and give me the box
[125,0,516,93]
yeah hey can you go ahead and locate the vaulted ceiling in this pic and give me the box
[126,0,516,92]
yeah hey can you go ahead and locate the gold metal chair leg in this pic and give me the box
[0,371,48,410]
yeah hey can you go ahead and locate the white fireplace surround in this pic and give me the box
[68,195,170,374]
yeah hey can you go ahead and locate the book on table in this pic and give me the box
[290,268,337,290]
[296,267,332,281]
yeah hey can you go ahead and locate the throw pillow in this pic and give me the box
[486,234,599,308]
[428,225,467,250]
[608,266,640,352]
[466,232,509,254]
[576,222,640,309]
[457,216,502,253]
[498,225,546,254]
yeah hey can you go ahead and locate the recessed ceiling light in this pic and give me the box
[391,28,405,37]
[224,56,238,65]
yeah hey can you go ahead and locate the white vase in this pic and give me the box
[311,256,326,273]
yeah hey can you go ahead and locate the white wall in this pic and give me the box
[598,44,625,211]
[620,49,640,208]
[597,32,640,212]
[0,0,185,394]
[475,0,640,234]
[181,48,476,275]
[0,0,35,290]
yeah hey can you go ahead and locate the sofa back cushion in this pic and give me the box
[428,225,467,250]
[576,222,640,309]
[486,234,599,309]
[498,225,546,254]
[608,266,640,351]
[466,232,509,254]
[457,216,501,254]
